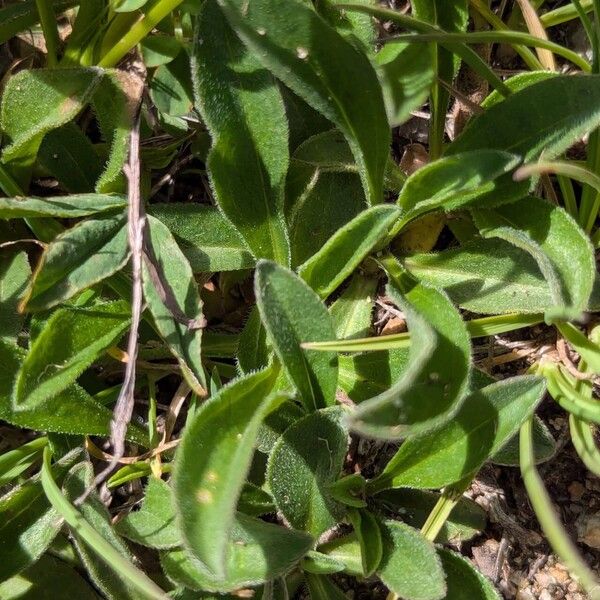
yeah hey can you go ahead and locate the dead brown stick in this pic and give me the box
[92,111,146,490]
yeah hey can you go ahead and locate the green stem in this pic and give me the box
[97,0,186,67]
[36,0,61,66]
[541,1,594,28]
[386,31,591,73]
[520,418,600,599]
[420,477,472,542]
[303,313,544,352]
[342,3,511,97]
[41,447,169,600]
[570,414,600,476]
[469,0,544,71]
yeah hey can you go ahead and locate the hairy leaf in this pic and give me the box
[375,489,486,544]
[376,41,434,127]
[329,273,377,340]
[472,197,595,319]
[351,263,470,440]
[192,0,290,264]
[305,573,348,600]
[13,301,130,410]
[161,513,312,592]
[173,368,280,577]
[348,509,383,577]
[148,204,254,272]
[0,194,126,219]
[378,520,446,600]
[267,407,349,537]
[371,376,546,491]
[255,260,338,411]
[115,478,179,550]
[439,548,501,599]
[63,462,139,600]
[0,553,99,600]
[299,205,399,298]
[0,251,29,340]
[217,0,390,204]
[23,213,129,312]
[143,215,206,393]
[404,237,555,314]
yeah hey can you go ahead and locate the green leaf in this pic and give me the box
[375,41,434,127]
[0,251,30,340]
[0,437,47,487]
[348,508,382,577]
[266,407,349,537]
[192,0,290,265]
[115,478,179,549]
[305,573,348,600]
[62,462,140,600]
[256,400,305,454]
[0,194,126,219]
[141,35,183,67]
[255,260,338,411]
[301,551,345,575]
[397,151,520,221]
[217,0,390,205]
[238,483,276,517]
[22,213,129,312]
[0,553,100,600]
[237,306,270,375]
[371,375,546,491]
[92,71,136,194]
[315,0,376,53]
[150,50,193,117]
[351,263,471,440]
[148,204,254,272]
[114,0,149,11]
[404,237,555,314]
[329,273,377,340]
[439,548,501,600]
[298,205,399,298]
[38,123,103,193]
[448,75,600,175]
[377,520,446,600]
[173,368,281,577]
[143,215,206,393]
[0,339,142,439]
[491,415,555,466]
[160,513,312,593]
[317,533,366,576]
[375,489,486,544]
[0,68,104,185]
[13,300,130,410]
[0,449,79,581]
[472,197,595,319]
[285,130,366,267]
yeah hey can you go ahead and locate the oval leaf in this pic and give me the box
[255,260,338,411]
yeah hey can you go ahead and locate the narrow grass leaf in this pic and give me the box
[255,260,338,411]
[192,0,290,265]
[217,0,390,205]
